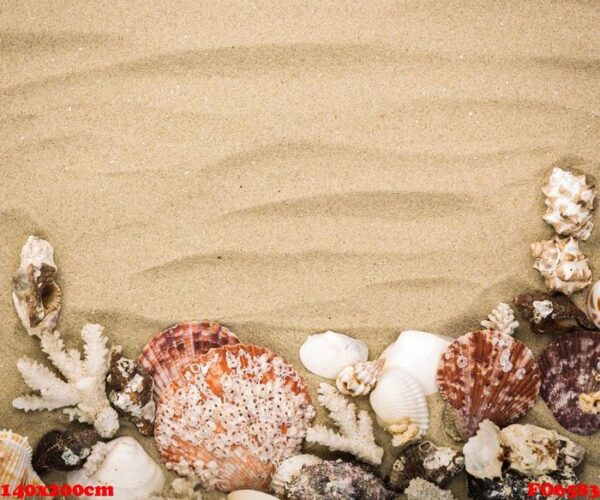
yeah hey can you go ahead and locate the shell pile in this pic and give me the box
[436,330,541,439]
[0,430,44,490]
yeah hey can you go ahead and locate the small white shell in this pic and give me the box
[463,420,503,480]
[299,331,368,379]
[369,368,429,447]
[336,360,382,397]
[67,437,164,500]
[379,330,453,395]
[227,491,279,500]
[270,454,323,496]
[587,280,600,328]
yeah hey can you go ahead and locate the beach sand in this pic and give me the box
[1,1,600,498]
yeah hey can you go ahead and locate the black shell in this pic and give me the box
[32,429,101,473]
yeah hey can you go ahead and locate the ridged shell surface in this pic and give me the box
[436,330,541,438]
[0,430,44,490]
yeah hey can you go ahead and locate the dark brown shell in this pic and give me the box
[538,331,600,435]
[32,429,101,473]
[436,330,541,439]
[388,441,464,492]
[514,291,595,335]
[137,321,240,401]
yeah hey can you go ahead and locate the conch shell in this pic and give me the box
[335,359,382,397]
[542,166,596,240]
[0,430,44,490]
[12,236,61,337]
[531,236,592,295]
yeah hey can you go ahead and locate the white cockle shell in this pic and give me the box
[299,331,368,379]
[463,420,504,480]
[270,454,323,497]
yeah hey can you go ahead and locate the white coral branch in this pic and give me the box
[306,383,383,466]
[481,303,519,336]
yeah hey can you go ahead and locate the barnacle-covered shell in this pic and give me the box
[542,166,596,240]
[154,344,315,492]
[12,236,61,337]
[32,429,101,473]
[137,321,240,401]
[369,368,429,447]
[587,280,600,329]
[107,348,155,435]
[0,430,44,489]
[538,331,600,434]
[404,478,457,500]
[436,330,541,439]
[531,236,592,295]
[270,454,323,497]
[336,360,382,397]
[388,441,464,492]
[299,331,368,379]
[514,291,595,335]
[379,330,453,395]
[463,420,503,480]
[282,459,394,500]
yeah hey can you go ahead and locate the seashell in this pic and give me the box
[587,280,600,329]
[12,236,61,337]
[379,330,453,395]
[436,330,541,439]
[388,440,464,492]
[32,429,101,473]
[481,303,519,336]
[463,420,503,480]
[369,368,429,447]
[282,459,394,500]
[299,331,368,379]
[107,348,155,435]
[538,330,600,434]
[270,454,322,497]
[227,491,279,500]
[0,430,44,490]
[67,436,164,500]
[335,359,382,397]
[514,290,596,335]
[542,166,596,240]
[531,236,592,295]
[404,478,457,500]
[154,343,315,492]
[137,321,240,401]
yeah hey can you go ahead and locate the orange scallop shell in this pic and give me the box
[436,330,541,438]
[153,343,315,492]
[137,321,239,401]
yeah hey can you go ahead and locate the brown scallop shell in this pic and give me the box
[538,331,600,435]
[137,321,239,401]
[153,343,315,492]
[436,330,541,439]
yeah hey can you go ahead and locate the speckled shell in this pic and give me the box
[436,330,541,438]
[137,321,240,401]
[587,281,600,329]
[32,429,101,473]
[538,331,600,435]
[153,344,315,492]
[0,430,44,489]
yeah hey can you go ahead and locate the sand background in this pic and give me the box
[2,1,600,498]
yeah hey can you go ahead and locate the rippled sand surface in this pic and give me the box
[2,2,600,498]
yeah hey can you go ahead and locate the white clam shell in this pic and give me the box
[587,280,600,329]
[299,331,368,379]
[66,437,164,500]
[369,367,429,435]
[379,330,453,395]
[228,491,279,500]
[463,420,503,480]
[270,454,322,496]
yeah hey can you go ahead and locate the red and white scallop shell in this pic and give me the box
[137,321,240,401]
[154,344,315,492]
[436,330,541,439]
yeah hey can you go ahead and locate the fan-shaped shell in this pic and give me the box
[436,330,541,439]
[0,430,44,490]
[137,321,240,401]
[154,344,315,492]
[538,331,600,435]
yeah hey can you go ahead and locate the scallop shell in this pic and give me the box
[299,331,368,379]
[388,441,464,492]
[154,344,315,492]
[335,360,382,397]
[538,330,600,435]
[379,330,453,395]
[587,280,600,329]
[67,437,164,500]
[32,429,101,473]
[436,330,541,439]
[270,454,323,497]
[137,321,240,401]
[369,368,429,447]
[0,430,44,489]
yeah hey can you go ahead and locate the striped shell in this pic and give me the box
[137,321,239,401]
[154,344,315,492]
[0,430,44,490]
[538,331,600,435]
[436,330,541,439]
